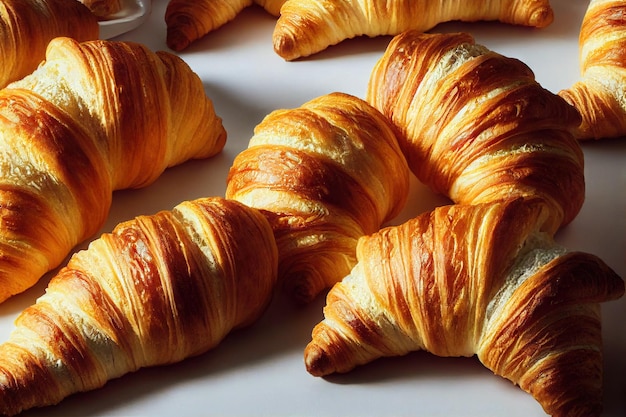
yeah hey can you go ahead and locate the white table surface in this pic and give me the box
[2,0,624,415]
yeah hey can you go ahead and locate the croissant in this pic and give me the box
[558,0,626,140]
[79,0,122,18]
[0,197,278,416]
[304,197,624,417]
[366,31,585,234]
[0,37,227,303]
[0,0,98,89]
[225,92,410,304]
[165,0,285,51]
[273,0,554,60]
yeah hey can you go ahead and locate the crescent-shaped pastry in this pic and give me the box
[367,31,585,233]
[273,0,554,60]
[0,38,226,302]
[226,92,410,304]
[0,197,278,416]
[304,197,624,417]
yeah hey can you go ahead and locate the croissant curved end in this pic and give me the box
[273,30,300,61]
[282,271,322,306]
[304,342,333,377]
[166,29,192,52]
[272,12,335,61]
[529,5,555,28]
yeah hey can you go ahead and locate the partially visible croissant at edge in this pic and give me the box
[304,197,624,417]
[558,0,626,140]
[226,92,410,304]
[273,0,554,60]
[366,31,585,234]
[0,37,227,303]
[0,0,98,89]
[0,197,279,416]
[165,0,285,51]
[79,0,123,18]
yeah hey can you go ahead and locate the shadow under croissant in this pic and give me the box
[322,350,489,385]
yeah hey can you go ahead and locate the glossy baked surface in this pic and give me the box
[1,0,624,415]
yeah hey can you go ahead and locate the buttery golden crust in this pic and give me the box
[0,90,110,301]
[304,198,624,417]
[0,0,98,88]
[0,197,278,416]
[558,0,626,139]
[0,37,226,302]
[273,0,554,60]
[366,31,585,233]
[226,92,410,304]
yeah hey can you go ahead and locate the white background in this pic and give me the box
[1,0,624,415]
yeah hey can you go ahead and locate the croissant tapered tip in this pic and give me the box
[164,5,196,52]
[273,32,299,61]
[304,342,333,377]
[166,28,192,52]
[282,272,323,305]
[529,6,554,28]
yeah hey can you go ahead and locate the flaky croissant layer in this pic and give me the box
[226,92,410,304]
[305,198,624,417]
[0,37,226,302]
[367,31,585,233]
[0,197,278,416]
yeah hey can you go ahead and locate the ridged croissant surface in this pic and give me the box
[0,37,227,302]
[226,92,410,304]
[273,0,554,60]
[558,0,626,140]
[367,31,585,234]
[0,0,98,88]
[304,198,624,417]
[165,0,285,51]
[0,197,278,416]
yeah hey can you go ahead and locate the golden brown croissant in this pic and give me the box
[273,0,554,60]
[225,92,410,304]
[366,31,585,234]
[0,0,98,89]
[0,37,227,303]
[165,0,285,51]
[304,197,624,417]
[558,0,626,140]
[0,197,278,416]
[79,0,122,18]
